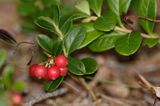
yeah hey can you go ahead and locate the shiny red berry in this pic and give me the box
[12,94,23,105]
[29,64,38,77]
[60,67,68,76]
[48,66,60,80]
[34,65,47,79]
[43,73,50,81]
[55,55,68,68]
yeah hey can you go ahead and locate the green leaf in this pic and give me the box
[119,0,132,14]
[79,30,104,49]
[68,57,86,75]
[13,81,25,91]
[89,31,125,52]
[2,66,14,88]
[65,26,86,54]
[35,16,58,32]
[106,0,131,26]
[143,38,159,48]
[75,0,90,16]
[136,0,157,34]
[44,77,64,92]
[94,10,117,31]
[0,49,7,68]
[87,0,103,17]
[52,38,63,56]
[36,34,53,53]
[82,58,97,75]
[115,31,142,56]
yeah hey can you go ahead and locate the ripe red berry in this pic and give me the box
[55,55,68,68]
[34,65,47,79]
[48,66,60,80]
[29,64,38,77]
[43,73,50,81]
[12,94,23,105]
[60,67,68,76]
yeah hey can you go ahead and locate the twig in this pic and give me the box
[78,78,99,106]
[100,93,131,106]
[115,27,159,39]
[63,81,80,93]
[24,88,68,106]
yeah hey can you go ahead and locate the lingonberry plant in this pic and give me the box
[17,0,160,92]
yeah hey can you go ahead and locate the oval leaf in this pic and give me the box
[94,10,117,31]
[75,0,90,16]
[82,58,97,75]
[65,26,86,54]
[136,0,157,34]
[89,31,125,52]
[115,31,142,56]
[44,77,64,92]
[87,0,103,17]
[68,57,86,75]
[143,38,159,48]
[36,34,53,53]
[35,16,58,32]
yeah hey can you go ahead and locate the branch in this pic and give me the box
[24,88,68,106]
[115,27,159,39]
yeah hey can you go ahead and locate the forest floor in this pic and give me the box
[0,1,160,106]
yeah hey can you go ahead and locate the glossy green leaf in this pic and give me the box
[36,34,53,53]
[87,0,103,17]
[143,38,159,48]
[94,10,117,31]
[82,58,97,75]
[2,66,13,88]
[119,0,132,14]
[75,0,90,16]
[65,26,86,54]
[79,30,104,49]
[44,77,64,92]
[136,0,157,34]
[115,31,142,56]
[35,16,58,32]
[89,31,125,52]
[107,0,131,26]
[0,49,7,68]
[68,57,86,75]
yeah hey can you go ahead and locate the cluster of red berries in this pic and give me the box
[29,55,68,80]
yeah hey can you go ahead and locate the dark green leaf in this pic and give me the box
[119,0,132,14]
[94,10,117,31]
[44,77,64,92]
[87,0,103,16]
[89,31,125,52]
[79,30,104,49]
[0,49,7,68]
[68,57,86,75]
[65,26,86,54]
[36,34,53,53]
[52,38,63,56]
[35,16,58,32]
[115,31,142,56]
[75,0,90,16]
[82,58,97,75]
[143,38,159,48]
[136,0,157,34]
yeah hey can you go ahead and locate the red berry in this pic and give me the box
[55,55,68,68]
[60,67,68,76]
[48,66,60,80]
[29,64,38,77]
[12,94,23,105]
[43,73,50,81]
[34,65,47,79]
